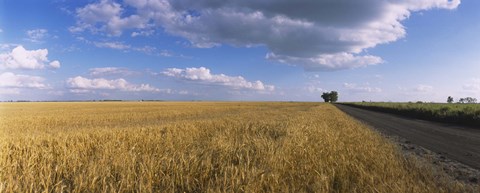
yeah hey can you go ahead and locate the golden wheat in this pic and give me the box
[0,102,475,192]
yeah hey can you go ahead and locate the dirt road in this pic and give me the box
[335,104,480,170]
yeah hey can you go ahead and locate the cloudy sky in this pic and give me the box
[1,0,479,102]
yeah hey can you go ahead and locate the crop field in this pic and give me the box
[342,102,480,127]
[0,102,475,192]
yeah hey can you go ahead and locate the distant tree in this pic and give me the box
[458,97,477,104]
[321,91,339,103]
[447,96,453,103]
[330,91,338,102]
[465,97,477,104]
[321,92,331,102]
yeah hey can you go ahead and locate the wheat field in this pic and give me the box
[0,102,475,192]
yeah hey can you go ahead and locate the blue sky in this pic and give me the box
[1,0,479,102]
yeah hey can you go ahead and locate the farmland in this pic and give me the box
[0,102,475,192]
[341,102,480,127]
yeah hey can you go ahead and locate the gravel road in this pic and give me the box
[335,104,480,170]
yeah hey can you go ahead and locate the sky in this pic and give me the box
[1,0,479,102]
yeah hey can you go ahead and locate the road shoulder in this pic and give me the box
[377,128,479,185]
[334,104,480,185]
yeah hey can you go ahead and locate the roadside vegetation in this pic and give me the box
[341,102,480,127]
[0,102,476,192]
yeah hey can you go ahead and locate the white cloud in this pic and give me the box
[93,41,131,50]
[0,72,47,89]
[131,30,154,37]
[0,43,19,51]
[374,74,384,79]
[132,46,172,56]
[47,90,64,96]
[89,67,135,76]
[77,37,172,56]
[70,0,147,36]
[76,37,130,50]
[49,60,61,68]
[178,90,189,95]
[0,88,20,95]
[67,76,160,92]
[266,52,383,71]
[306,86,325,93]
[69,89,91,94]
[414,84,433,92]
[462,78,480,91]
[344,83,382,93]
[0,45,60,70]
[0,28,3,33]
[25,29,48,43]
[71,0,459,70]
[162,67,275,91]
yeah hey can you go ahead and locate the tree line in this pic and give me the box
[447,96,477,104]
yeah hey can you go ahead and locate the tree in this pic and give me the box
[330,91,338,102]
[321,91,339,103]
[465,97,477,104]
[447,96,453,103]
[321,92,331,102]
[458,97,477,104]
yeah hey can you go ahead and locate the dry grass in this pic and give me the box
[0,102,475,192]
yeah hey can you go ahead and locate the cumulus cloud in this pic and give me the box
[0,45,61,69]
[70,0,459,70]
[25,29,49,43]
[67,76,160,92]
[344,83,382,93]
[49,60,61,68]
[162,67,274,91]
[0,72,47,89]
[69,0,147,36]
